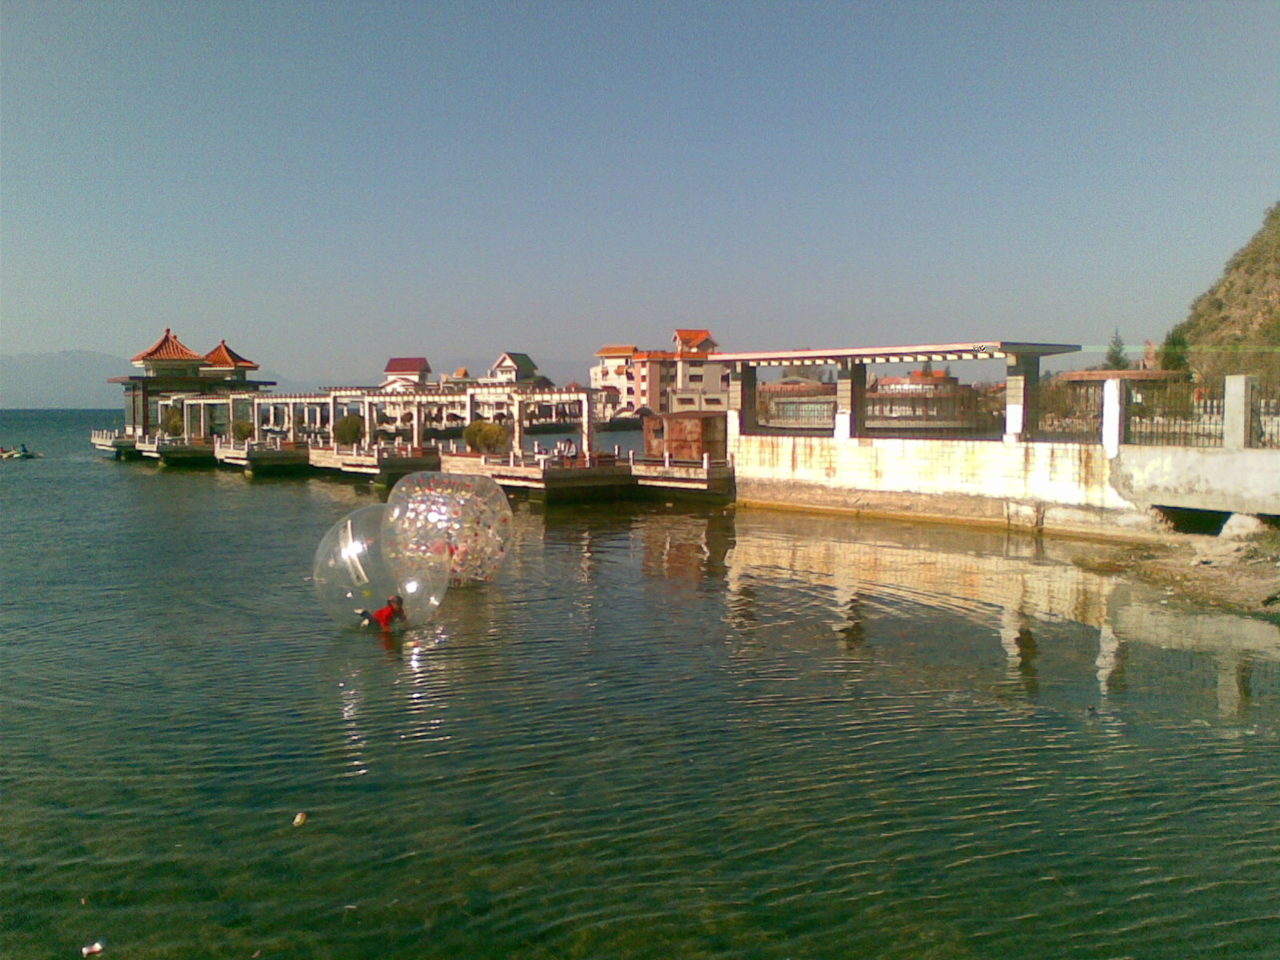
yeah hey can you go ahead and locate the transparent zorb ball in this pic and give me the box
[312,504,449,629]
[383,472,513,587]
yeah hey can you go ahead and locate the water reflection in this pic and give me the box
[720,509,1278,723]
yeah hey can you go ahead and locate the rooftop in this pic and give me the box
[714,341,1080,367]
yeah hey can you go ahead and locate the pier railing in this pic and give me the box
[1124,379,1225,448]
[1037,381,1105,443]
[1251,379,1280,449]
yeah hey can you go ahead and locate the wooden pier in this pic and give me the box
[134,435,216,466]
[93,428,731,500]
[441,450,733,503]
[212,438,312,475]
[91,430,141,460]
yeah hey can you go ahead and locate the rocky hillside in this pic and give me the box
[1163,203,1280,379]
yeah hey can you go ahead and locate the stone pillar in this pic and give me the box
[580,392,595,457]
[1101,377,1125,457]
[1003,354,1041,442]
[1223,374,1253,452]
[510,399,525,454]
[834,363,867,440]
[729,364,759,434]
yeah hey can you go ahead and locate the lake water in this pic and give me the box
[3,409,1278,959]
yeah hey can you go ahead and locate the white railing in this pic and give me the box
[627,450,732,469]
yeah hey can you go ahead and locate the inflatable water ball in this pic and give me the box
[383,472,513,586]
[312,504,449,629]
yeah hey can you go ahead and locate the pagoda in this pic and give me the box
[109,329,274,439]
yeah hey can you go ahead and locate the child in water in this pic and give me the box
[357,595,406,631]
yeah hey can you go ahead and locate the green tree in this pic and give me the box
[1103,330,1129,370]
[463,418,511,454]
[1158,327,1190,372]
[232,420,255,441]
[161,407,184,437]
[334,414,365,445]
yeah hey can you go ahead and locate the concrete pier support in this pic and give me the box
[1003,354,1041,442]
[729,365,759,435]
[833,363,867,440]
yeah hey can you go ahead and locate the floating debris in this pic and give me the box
[292,812,307,827]
[81,941,104,957]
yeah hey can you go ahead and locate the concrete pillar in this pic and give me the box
[580,392,595,456]
[1101,378,1125,457]
[834,363,867,440]
[510,399,525,454]
[729,364,759,434]
[1003,354,1041,442]
[1223,374,1253,452]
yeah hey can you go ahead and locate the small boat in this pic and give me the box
[0,447,41,460]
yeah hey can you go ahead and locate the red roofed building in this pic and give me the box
[111,330,274,438]
[203,339,260,379]
[672,329,717,354]
[130,328,206,373]
[591,331,728,417]
[381,357,432,390]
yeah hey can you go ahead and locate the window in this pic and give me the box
[689,374,703,383]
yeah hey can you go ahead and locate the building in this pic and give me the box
[381,357,432,390]
[109,329,274,438]
[488,352,543,385]
[591,330,729,417]
[591,345,641,418]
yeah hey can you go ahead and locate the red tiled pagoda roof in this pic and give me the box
[131,328,204,363]
[204,339,259,370]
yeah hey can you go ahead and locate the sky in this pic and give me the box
[2,0,1277,386]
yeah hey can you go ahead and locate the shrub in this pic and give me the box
[463,418,511,453]
[161,408,184,437]
[232,420,254,441]
[334,415,365,445]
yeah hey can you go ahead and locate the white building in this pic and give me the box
[591,330,729,417]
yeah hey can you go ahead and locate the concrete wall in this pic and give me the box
[1111,446,1280,516]
[729,428,1162,535]
[727,373,1279,537]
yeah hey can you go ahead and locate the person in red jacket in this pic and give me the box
[357,595,406,632]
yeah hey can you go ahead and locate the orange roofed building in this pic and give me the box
[110,329,274,438]
[591,330,729,419]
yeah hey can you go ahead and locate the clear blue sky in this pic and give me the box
[3,0,1277,385]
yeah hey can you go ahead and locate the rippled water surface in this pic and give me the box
[3,410,1278,959]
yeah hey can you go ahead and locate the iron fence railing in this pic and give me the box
[1251,379,1280,449]
[758,397,836,428]
[1124,378,1224,447]
[1037,381,1104,443]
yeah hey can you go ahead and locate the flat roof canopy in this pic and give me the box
[714,340,1080,367]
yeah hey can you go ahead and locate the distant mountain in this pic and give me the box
[0,350,127,409]
[1162,203,1280,379]
[0,350,321,408]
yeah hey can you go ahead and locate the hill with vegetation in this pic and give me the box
[1160,203,1280,379]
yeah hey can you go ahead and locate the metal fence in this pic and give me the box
[1251,379,1280,449]
[1037,381,1104,443]
[1124,378,1224,447]
[762,397,837,428]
